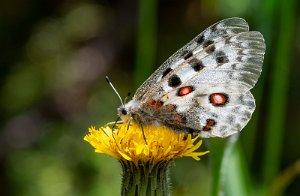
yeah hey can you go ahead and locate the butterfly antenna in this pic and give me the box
[105,76,124,106]
[126,118,132,131]
[124,92,131,104]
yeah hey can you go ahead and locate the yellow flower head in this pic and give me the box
[84,122,209,165]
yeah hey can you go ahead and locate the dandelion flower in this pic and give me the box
[84,122,209,195]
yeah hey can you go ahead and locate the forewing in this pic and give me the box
[134,17,255,101]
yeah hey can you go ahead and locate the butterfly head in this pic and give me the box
[117,100,138,122]
[117,105,129,121]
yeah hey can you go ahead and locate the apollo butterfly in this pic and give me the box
[111,17,265,138]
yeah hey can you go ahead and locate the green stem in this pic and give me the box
[120,161,171,196]
[262,0,296,190]
[209,135,252,196]
[208,138,227,196]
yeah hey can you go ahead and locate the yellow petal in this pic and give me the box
[84,122,209,165]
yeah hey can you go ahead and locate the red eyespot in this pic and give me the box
[147,100,156,105]
[202,126,211,131]
[147,100,163,108]
[206,119,216,126]
[178,86,194,96]
[202,119,216,131]
[209,93,228,106]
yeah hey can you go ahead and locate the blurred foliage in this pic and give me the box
[0,0,300,196]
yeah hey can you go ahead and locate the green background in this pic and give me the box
[0,0,299,195]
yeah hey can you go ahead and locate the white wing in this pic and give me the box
[133,18,265,137]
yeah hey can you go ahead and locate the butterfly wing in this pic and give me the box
[133,17,265,138]
[151,91,256,138]
[134,17,255,100]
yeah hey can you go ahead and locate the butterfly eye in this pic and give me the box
[120,108,127,115]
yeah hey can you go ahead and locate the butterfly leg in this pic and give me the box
[126,118,132,130]
[106,117,122,149]
[138,122,148,145]
[112,117,121,129]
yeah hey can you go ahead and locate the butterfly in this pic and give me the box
[114,17,265,138]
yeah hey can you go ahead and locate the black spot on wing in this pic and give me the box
[182,50,193,60]
[189,58,204,72]
[216,56,229,64]
[196,35,205,45]
[216,51,229,64]
[205,45,216,53]
[162,67,173,78]
[203,40,214,48]
[210,23,218,32]
[168,75,182,87]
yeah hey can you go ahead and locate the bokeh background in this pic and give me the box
[0,0,300,195]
